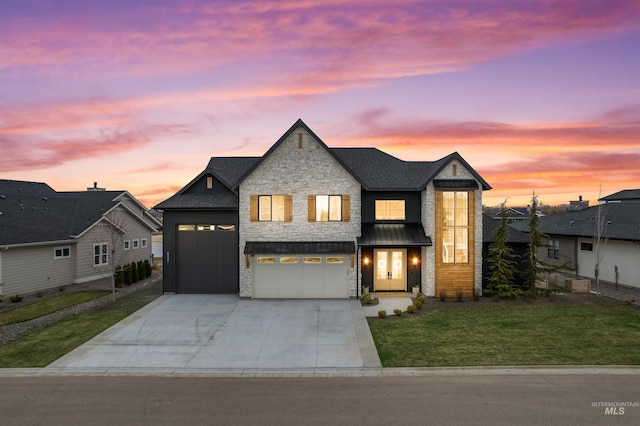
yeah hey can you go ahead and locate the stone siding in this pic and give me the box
[238,129,361,297]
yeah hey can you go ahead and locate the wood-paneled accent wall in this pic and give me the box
[434,190,476,297]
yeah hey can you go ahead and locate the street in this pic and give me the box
[0,373,638,425]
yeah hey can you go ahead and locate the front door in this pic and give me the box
[374,249,406,291]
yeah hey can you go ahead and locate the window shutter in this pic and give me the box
[284,195,293,222]
[308,195,316,222]
[342,195,350,222]
[250,195,259,222]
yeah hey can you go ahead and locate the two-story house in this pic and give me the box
[156,120,491,298]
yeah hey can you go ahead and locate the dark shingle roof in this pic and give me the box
[512,203,640,241]
[600,189,640,202]
[0,180,128,246]
[482,214,530,243]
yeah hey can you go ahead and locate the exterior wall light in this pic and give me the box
[363,256,370,266]
[412,256,419,266]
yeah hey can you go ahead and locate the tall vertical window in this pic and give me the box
[442,191,468,263]
[94,243,108,266]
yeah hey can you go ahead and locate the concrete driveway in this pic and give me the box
[48,295,381,370]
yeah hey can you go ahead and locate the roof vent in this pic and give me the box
[42,196,48,201]
[0,195,5,199]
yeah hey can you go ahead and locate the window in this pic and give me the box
[218,224,236,231]
[141,238,148,248]
[133,239,139,249]
[280,257,298,264]
[257,257,275,264]
[250,195,292,222]
[178,224,196,231]
[206,176,213,189]
[442,191,468,263]
[54,246,70,259]
[548,240,560,259]
[375,200,405,220]
[94,244,108,266]
[197,224,215,231]
[327,257,344,264]
[580,242,593,252]
[124,240,130,250]
[316,195,342,221]
[308,195,350,222]
[304,257,321,264]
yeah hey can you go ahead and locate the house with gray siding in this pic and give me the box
[0,180,161,297]
[156,119,491,298]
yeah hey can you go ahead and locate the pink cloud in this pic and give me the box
[2,0,639,88]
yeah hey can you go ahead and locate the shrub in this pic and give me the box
[361,293,373,305]
[378,310,387,319]
[123,263,132,285]
[407,304,417,314]
[10,294,23,303]
[36,292,44,298]
[144,259,152,278]
[131,262,139,283]
[58,285,66,292]
[439,290,446,302]
[456,287,463,302]
[394,308,402,317]
[414,299,423,310]
[473,289,481,301]
[137,261,144,279]
[114,266,125,288]
[416,293,426,303]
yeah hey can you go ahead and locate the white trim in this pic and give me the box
[53,246,71,259]
[133,239,139,249]
[124,240,130,250]
[141,238,148,248]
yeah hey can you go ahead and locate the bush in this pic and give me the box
[143,260,152,278]
[114,266,125,288]
[361,293,373,305]
[123,263,132,285]
[137,261,144,279]
[10,294,23,303]
[414,299,423,310]
[131,262,139,283]
[407,304,417,314]
[378,310,387,319]
[416,293,426,303]
[439,290,447,302]
[394,308,402,317]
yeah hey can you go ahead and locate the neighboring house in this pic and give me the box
[481,213,530,290]
[523,193,640,299]
[0,180,162,297]
[484,206,543,222]
[156,119,491,298]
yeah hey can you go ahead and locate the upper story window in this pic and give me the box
[250,195,292,222]
[548,240,560,259]
[580,242,593,252]
[316,195,342,221]
[375,200,405,220]
[308,195,350,222]
[442,191,468,263]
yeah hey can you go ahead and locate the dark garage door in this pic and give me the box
[176,224,238,294]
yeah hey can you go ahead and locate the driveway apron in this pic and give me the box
[48,295,381,370]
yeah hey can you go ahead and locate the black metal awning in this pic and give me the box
[244,241,356,254]
[358,223,432,247]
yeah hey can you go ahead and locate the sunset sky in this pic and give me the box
[1,0,639,209]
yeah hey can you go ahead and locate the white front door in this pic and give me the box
[374,249,406,291]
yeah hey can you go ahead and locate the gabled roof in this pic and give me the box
[0,180,158,246]
[155,119,491,209]
[513,203,640,242]
[600,189,640,203]
[482,214,530,243]
[230,119,490,191]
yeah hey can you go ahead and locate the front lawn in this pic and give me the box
[0,291,111,326]
[368,305,640,367]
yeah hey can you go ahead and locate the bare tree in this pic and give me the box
[593,186,608,296]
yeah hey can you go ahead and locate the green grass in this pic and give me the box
[0,291,111,326]
[0,283,161,368]
[369,305,640,367]
[0,311,130,367]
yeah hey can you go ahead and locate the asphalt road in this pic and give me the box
[1,374,638,425]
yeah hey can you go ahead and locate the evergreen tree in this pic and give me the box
[487,201,521,298]
[521,192,555,296]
